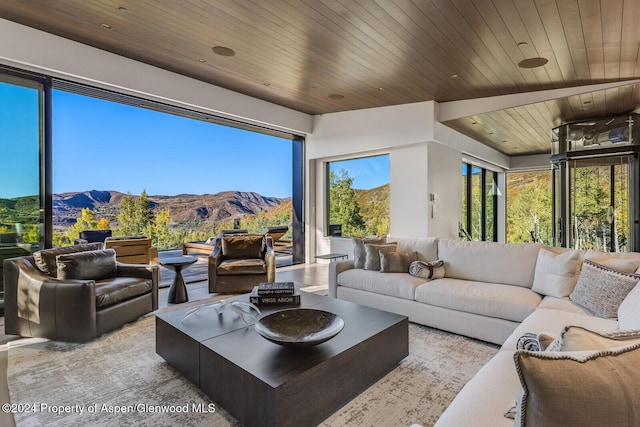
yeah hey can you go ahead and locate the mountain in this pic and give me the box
[355,183,390,235]
[52,190,289,229]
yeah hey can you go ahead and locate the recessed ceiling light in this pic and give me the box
[118,6,128,11]
[378,87,385,91]
[517,42,528,47]
[518,57,548,68]
[583,100,592,104]
[328,94,344,100]
[198,58,206,63]
[100,23,113,30]
[489,132,494,135]
[263,82,271,87]
[449,73,459,78]
[471,121,477,125]
[212,46,235,57]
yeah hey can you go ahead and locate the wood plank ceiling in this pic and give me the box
[1,0,639,156]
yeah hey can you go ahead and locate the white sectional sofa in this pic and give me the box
[328,237,640,426]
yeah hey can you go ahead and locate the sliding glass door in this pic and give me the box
[0,73,46,313]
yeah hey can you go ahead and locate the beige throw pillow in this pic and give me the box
[513,344,640,427]
[364,243,396,271]
[531,247,581,297]
[352,236,386,269]
[547,325,640,352]
[584,249,640,272]
[379,251,417,273]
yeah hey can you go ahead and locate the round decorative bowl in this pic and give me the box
[254,308,345,347]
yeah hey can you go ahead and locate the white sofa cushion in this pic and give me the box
[437,239,541,288]
[337,269,426,300]
[387,237,438,262]
[619,282,640,330]
[537,296,592,315]
[501,308,618,351]
[433,351,518,427]
[415,278,541,323]
[584,249,640,272]
[531,247,581,297]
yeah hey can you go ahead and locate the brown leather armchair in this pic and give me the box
[208,234,275,293]
[3,243,158,343]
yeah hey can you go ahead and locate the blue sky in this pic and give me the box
[0,82,40,199]
[2,83,387,199]
[330,155,390,190]
[52,90,293,198]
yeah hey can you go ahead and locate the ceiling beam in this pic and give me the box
[435,80,640,122]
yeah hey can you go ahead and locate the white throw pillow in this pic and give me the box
[532,247,580,297]
[619,282,640,330]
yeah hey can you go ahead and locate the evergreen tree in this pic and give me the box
[117,191,154,236]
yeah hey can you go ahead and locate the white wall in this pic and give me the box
[307,102,435,159]
[389,143,430,238]
[510,154,552,170]
[426,142,462,239]
[306,101,509,257]
[0,19,312,135]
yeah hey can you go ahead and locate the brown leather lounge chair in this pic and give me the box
[3,242,158,343]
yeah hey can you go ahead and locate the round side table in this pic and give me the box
[159,255,198,304]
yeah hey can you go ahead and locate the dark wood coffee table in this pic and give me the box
[156,291,408,427]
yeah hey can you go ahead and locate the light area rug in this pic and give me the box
[7,306,498,427]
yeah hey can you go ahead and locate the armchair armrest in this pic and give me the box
[328,259,355,298]
[4,257,97,342]
[116,263,159,311]
[207,237,223,283]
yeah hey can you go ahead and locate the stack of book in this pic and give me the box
[249,282,300,306]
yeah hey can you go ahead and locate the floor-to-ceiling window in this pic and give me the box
[461,162,497,241]
[49,86,303,262]
[0,67,305,266]
[506,169,553,244]
[0,71,47,313]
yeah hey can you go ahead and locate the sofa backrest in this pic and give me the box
[437,239,542,288]
[387,237,439,262]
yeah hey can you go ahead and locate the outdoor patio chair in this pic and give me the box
[182,229,248,256]
[74,229,113,244]
[104,236,158,265]
[262,225,292,252]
